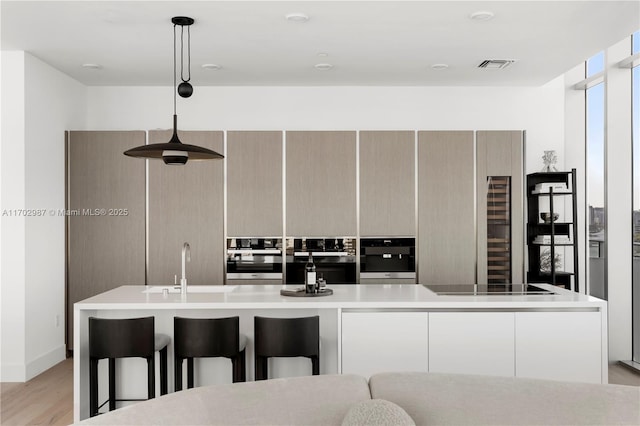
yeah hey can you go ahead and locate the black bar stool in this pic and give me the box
[89,316,169,417]
[174,316,247,391]
[254,316,320,380]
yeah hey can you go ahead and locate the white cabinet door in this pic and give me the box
[515,312,602,383]
[341,312,428,378]
[428,312,515,376]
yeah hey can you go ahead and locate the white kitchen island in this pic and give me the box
[74,284,607,422]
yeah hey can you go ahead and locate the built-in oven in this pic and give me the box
[226,238,283,284]
[360,238,416,283]
[285,238,356,285]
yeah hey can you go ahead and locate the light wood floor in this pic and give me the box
[0,358,73,426]
[1,358,639,426]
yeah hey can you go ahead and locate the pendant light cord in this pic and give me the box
[173,23,177,116]
[180,25,191,83]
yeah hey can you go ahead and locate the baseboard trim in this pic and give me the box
[25,344,66,381]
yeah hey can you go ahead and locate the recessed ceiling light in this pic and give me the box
[314,63,333,71]
[285,13,309,22]
[317,52,329,57]
[202,64,221,70]
[431,63,449,70]
[469,11,495,21]
[82,63,102,70]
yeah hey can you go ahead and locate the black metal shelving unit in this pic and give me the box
[526,169,579,291]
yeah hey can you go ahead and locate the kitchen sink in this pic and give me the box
[142,285,237,294]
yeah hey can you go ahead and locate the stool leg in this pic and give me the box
[90,358,99,417]
[108,358,116,411]
[159,346,168,395]
[255,355,268,381]
[311,356,319,376]
[148,356,155,399]
[240,349,246,381]
[187,358,195,389]
[231,351,245,383]
[175,357,183,392]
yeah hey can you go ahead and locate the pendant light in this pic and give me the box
[124,16,223,165]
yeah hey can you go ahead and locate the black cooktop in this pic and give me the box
[424,284,556,296]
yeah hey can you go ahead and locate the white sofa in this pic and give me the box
[77,372,640,425]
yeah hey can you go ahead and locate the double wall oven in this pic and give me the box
[226,238,283,284]
[286,238,357,285]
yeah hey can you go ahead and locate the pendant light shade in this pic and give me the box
[124,16,223,165]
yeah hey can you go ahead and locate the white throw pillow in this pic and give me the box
[342,399,416,426]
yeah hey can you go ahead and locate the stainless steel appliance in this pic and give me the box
[360,238,416,282]
[226,238,283,283]
[286,238,356,284]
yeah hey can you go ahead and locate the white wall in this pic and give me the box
[1,51,27,382]
[0,52,86,381]
[86,79,565,175]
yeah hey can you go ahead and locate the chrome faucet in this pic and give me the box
[180,242,191,294]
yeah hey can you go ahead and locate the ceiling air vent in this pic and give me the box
[477,59,516,69]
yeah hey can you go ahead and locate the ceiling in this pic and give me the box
[2,1,639,87]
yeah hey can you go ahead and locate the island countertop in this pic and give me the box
[75,283,605,311]
[74,283,607,422]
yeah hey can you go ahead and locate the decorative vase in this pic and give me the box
[541,150,558,172]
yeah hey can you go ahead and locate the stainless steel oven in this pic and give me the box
[360,238,416,283]
[285,238,356,284]
[226,238,283,283]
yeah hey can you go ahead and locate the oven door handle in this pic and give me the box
[294,252,352,257]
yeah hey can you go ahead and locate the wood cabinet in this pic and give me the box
[477,131,524,284]
[341,312,429,378]
[418,131,475,284]
[66,131,146,349]
[359,131,415,237]
[286,131,357,237]
[227,131,283,237]
[147,130,224,285]
[428,312,515,377]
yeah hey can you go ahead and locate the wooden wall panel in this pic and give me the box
[360,131,415,237]
[147,130,224,285]
[286,131,357,237]
[227,131,283,237]
[418,131,476,284]
[67,131,146,349]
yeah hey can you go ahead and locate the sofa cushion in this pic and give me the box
[341,399,415,426]
[77,374,371,425]
[369,372,640,425]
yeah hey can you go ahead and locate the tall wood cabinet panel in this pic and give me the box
[359,131,415,237]
[147,130,224,285]
[227,131,283,237]
[286,131,357,237]
[418,131,475,284]
[476,130,524,284]
[67,131,146,350]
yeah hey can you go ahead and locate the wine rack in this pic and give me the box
[486,177,511,283]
